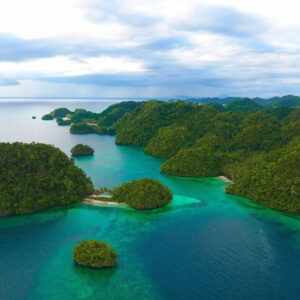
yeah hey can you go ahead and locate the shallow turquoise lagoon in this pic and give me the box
[0,99,299,300]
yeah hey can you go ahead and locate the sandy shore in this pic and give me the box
[82,198,127,206]
[218,176,234,184]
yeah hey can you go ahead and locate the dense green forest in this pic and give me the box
[71,144,94,156]
[70,123,108,134]
[49,97,300,214]
[97,101,142,126]
[225,137,300,214]
[0,143,93,216]
[70,122,95,133]
[73,240,117,268]
[44,101,142,126]
[50,107,72,118]
[182,95,300,107]
[112,178,173,209]
[41,113,54,120]
[56,118,71,126]
[111,101,300,214]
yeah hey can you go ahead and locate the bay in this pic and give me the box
[0,99,299,300]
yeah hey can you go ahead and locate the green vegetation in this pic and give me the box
[41,114,54,120]
[112,178,173,209]
[94,187,113,196]
[182,95,300,108]
[114,101,193,146]
[70,123,108,134]
[88,187,115,201]
[92,125,107,135]
[70,122,94,134]
[231,112,283,152]
[97,101,142,126]
[264,107,295,120]
[51,98,300,214]
[32,116,36,119]
[69,109,99,123]
[73,240,117,268]
[225,98,262,113]
[207,103,226,111]
[50,107,72,118]
[56,118,71,126]
[109,100,299,214]
[266,95,300,108]
[67,102,141,127]
[145,125,193,158]
[0,142,93,216]
[161,147,222,177]
[71,144,95,156]
[225,137,300,214]
[43,102,142,136]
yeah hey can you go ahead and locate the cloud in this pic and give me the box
[0,55,146,77]
[0,78,20,86]
[1,0,300,97]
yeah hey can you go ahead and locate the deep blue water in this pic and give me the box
[0,99,299,300]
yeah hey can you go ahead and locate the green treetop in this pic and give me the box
[73,240,117,268]
[112,178,173,209]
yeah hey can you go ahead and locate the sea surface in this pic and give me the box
[0,99,299,300]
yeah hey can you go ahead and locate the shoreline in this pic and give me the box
[218,176,234,184]
[82,198,127,207]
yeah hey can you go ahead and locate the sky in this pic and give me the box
[1,0,300,98]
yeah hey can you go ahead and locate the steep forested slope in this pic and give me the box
[0,143,93,216]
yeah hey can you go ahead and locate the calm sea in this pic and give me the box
[0,99,299,300]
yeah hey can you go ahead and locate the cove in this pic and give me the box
[0,99,299,300]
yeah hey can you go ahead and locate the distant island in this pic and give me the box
[73,240,117,268]
[45,97,300,214]
[41,113,54,120]
[56,118,71,126]
[180,94,300,108]
[71,144,95,156]
[0,142,93,216]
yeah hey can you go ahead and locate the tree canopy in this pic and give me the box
[225,98,262,113]
[73,240,117,268]
[225,137,300,214]
[56,118,71,126]
[41,114,54,120]
[161,147,223,177]
[50,99,300,214]
[112,178,173,209]
[110,100,300,214]
[70,123,94,134]
[0,142,93,216]
[145,125,193,158]
[50,107,72,118]
[71,144,95,156]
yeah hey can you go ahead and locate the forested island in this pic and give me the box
[46,97,300,214]
[85,179,173,209]
[0,142,93,216]
[56,118,71,126]
[73,240,117,268]
[41,113,54,120]
[71,144,95,156]
[112,178,173,209]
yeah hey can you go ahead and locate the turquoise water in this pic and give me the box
[0,99,299,300]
